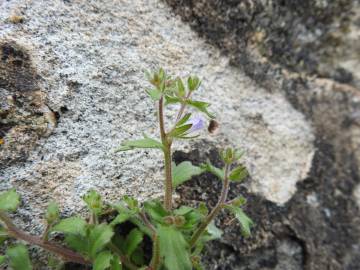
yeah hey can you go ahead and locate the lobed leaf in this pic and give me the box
[124,228,143,257]
[52,217,87,236]
[89,224,114,259]
[158,225,192,270]
[146,88,162,101]
[110,255,122,270]
[201,162,225,181]
[6,244,32,270]
[83,189,103,216]
[94,251,112,270]
[225,206,253,237]
[186,100,214,119]
[0,189,20,212]
[173,161,204,187]
[229,165,248,182]
[45,201,60,225]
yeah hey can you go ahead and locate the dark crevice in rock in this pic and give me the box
[173,139,360,269]
[0,40,55,168]
[166,1,360,268]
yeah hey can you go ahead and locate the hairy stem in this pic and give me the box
[150,234,161,270]
[189,163,231,247]
[159,97,173,211]
[0,211,89,265]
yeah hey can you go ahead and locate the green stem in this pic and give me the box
[158,97,173,211]
[189,163,231,247]
[150,235,161,270]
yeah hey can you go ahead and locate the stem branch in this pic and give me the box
[0,211,89,265]
[189,163,231,247]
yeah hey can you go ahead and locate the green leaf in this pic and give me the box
[45,201,60,225]
[83,189,103,216]
[146,88,162,101]
[110,255,122,270]
[172,161,204,187]
[176,113,191,127]
[94,251,112,270]
[164,95,182,106]
[229,165,248,182]
[89,224,114,258]
[186,100,214,119]
[176,78,186,97]
[65,234,89,254]
[144,200,168,223]
[124,228,143,257]
[187,76,201,92]
[204,222,223,241]
[52,217,87,236]
[158,225,192,270]
[229,196,247,207]
[110,212,131,227]
[201,162,224,181]
[0,225,8,245]
[169,124,192,138]
[117,137,163,152]
[0,189,20,212]
[225,206,253,237]
[0,255,5,265]
[6,244,32,270]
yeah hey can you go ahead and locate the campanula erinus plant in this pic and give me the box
[0,68,253,270]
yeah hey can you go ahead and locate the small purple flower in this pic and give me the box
[186,115,205,133]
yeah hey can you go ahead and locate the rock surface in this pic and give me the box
[0,0,359,269]
[166,0,360,269]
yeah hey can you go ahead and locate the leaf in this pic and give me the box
[186,100,214,119]
[204,222,223,241]
[176,78,186,97]
[187,76,201,92]
[89,224,114,258]
[0,189,20,212]
[229,165,248,182]
[201,162,225,181]
[52,217,87,236]
[83,189,103,215]
[6,244,32,270]
[64,234,89,254]
[0,225,8,245]
[225,206,253,237]
[146,88,162,101]
[124,228,143,257]
[110,212,131,227]
[45,201,60,225]
[164,95,182,106]
[176,113,191,127]
[0,255,5,265]
[172,161,204,187]
[158,225,192,270]
[117,137,163,152]
[94,251,112,270]
[169,124,192,138]
[110,255,122,270]
[143,200,168,223]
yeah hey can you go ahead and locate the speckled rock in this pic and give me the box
[0,0,314,231]
[0,0,359,269]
